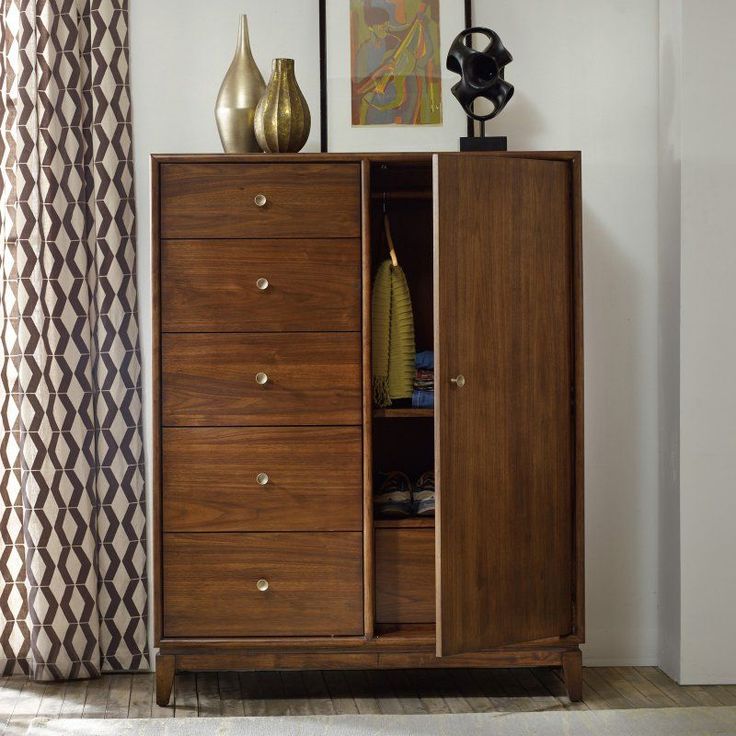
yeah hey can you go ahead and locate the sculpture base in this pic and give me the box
[460,136,508,152]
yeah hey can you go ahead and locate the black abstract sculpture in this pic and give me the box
[446,28,514,151]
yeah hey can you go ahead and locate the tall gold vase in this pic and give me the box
[254,59,311,153]
[215,15,265,153]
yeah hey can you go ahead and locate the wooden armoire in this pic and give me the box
[151,151,584,706]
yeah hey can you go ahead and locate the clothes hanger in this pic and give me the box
[382,192,399,268]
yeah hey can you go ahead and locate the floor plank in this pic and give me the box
[583,667,633,709]
[343,670,382,714]
[615,666,677,708]
[218,672,245,717]
[173,673,197,718]
[452,668,496,712]
[322,670,359,715]
[635,667,701,707]
[195,672,222,718]
[3,678,44,736]
[301,671,336,716]
[0,668,732,720]
[128,672,153,718]
[59,678,88,718]
[238,672,269,717]
[533,668,588,711]
[36,681,67,719]
[279,671,311,716]
[81,675,111,718]
[409,667,452,714]
[105,674,133,719]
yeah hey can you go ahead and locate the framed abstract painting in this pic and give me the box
[320,0,472,151]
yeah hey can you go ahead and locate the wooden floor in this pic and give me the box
[1,667,735,733]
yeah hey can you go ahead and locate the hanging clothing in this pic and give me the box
[0,1,148,680]
[371,260,416,407]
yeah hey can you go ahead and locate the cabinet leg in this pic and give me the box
[562,649,583,702]
[155,654,175,707]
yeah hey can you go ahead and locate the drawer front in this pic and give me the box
[162,332,362,426]
[161,239,360,332]
[376,529,435,624]
[160,163,361,239]
[163,532,363,637]
[163,427,363,532]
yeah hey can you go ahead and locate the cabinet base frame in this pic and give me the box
[154,643,583,706]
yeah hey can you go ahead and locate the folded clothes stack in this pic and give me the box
[412,350,434,408]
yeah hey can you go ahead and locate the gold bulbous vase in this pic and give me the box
[215,15,265,153]
[254,59,311,153]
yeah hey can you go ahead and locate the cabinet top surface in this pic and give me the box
[151,151,581,165]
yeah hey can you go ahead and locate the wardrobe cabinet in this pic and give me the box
[152,151,584,706]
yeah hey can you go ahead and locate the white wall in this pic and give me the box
[130,0,661,666]
[678,0,736,684]
[657,0,682,682]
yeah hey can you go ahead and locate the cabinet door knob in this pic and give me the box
[256,472,269,486]
[256,578,269,592]
[254,193,267,207]
[451,374,466,388]
[255,372,269,385]
[256,277,270,291]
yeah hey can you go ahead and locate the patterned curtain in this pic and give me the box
[0,1,147,680]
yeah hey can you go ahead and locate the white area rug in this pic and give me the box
[26,706,736,735]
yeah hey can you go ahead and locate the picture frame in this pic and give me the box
[319,0,472,152]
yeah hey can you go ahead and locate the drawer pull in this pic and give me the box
[256,277,270,291]
[256,578,269,592]
[254,193,267,207]
[255,372,269,385]
[256,472,269,486]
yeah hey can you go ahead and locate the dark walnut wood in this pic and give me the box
[562,648,583,702]
[161,238,361,332]
[150,152,584,705]
[160,162,361,239]
[162,332,362,426]
[163,532,363,637]
[435,153,575,655]
[163,427,362,532]
[155,653,175,707]
[375,528,435,624]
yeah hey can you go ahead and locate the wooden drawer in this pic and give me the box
[161,239,360,332]
[162,332,361,426]
[163,427,362,532]
[376,529,435,624]
[160,163,361,239]
[163,532,363,637]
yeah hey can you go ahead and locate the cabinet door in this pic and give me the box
[434,153,581,656]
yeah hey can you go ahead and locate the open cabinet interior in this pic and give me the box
[369,160,437,635]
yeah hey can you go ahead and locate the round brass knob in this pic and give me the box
[256,277,269,291]
[256,472,269,486]
[255,372,268,385]
[256,579,269,592]
[254,193,267,207]
[451,374,466,388]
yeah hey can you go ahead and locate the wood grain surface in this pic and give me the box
[434,153,577,655]
[163,427,362,532]
[375,529,435,624]
[163,532,364,637]
[161,239,361,332]
[162,332,362,426]
[160,163,361,239]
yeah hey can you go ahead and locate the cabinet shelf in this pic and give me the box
[374,517,435,529]
[373,408,434,419]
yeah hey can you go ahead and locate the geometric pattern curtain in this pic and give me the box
[0,0,147,680]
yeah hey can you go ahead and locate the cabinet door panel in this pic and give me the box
[434,153,578,655]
